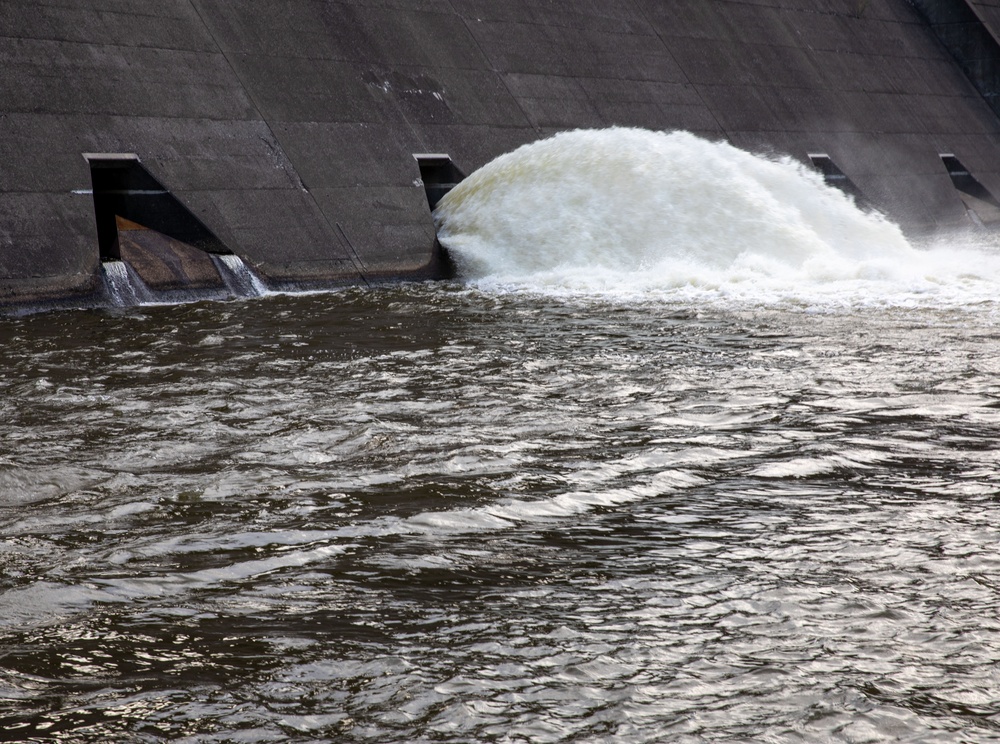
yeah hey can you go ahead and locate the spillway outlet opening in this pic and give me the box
[84,153,142,260]
[83,153,229,259]
[808,153,870,208]
[414,154,465,211]
[940,153,1000,227]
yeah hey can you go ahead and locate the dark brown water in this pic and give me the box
[2,285,1000,742]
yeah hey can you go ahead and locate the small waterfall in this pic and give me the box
[212,254,268,298]
[101,261,153,307]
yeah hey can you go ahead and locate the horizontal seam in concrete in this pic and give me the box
[460,19,659,36]
[0,109,262,122]
[713,0,889,16]
[629,0,727,137]
[0,34,216,54]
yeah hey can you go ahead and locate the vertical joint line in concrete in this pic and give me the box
[184,0,288,178]
[184,0,369,285]
[335,223,371,288]
[628,0,729,140]
[444,0,540,133]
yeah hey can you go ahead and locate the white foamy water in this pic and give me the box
[212,253,269,297]
[101,260,153,307]
[435,128,1000,306]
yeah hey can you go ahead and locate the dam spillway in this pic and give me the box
[7,4,1000,737]
[3,0,1000,309]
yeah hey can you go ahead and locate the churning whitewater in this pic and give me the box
[434,128,1000,305]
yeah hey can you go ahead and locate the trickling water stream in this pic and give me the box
[212,254,269,298]
[100,260,154,307]
[3,130,1000,742]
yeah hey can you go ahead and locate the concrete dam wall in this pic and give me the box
[3,0,1000,308]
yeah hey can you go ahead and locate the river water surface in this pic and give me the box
[3,286,1000,742]
[4,129,1000,742]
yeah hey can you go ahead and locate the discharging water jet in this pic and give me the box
[433,128,1000,304]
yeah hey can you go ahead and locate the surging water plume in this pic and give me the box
[434,128,1000,305]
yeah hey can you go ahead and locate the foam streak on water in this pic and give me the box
[435,128,1000,306]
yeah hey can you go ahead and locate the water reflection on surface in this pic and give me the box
[1,286,999,741]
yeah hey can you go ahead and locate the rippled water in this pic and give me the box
[2,285,1000,742]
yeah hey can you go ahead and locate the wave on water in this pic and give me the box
[434,128,1000,307]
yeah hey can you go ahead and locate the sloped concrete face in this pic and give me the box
[116,218,227,293]
[2,0,1000,307]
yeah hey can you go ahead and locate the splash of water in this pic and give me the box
[101,260,153,307]
[211,254,269,298]
[435,128,1000,306]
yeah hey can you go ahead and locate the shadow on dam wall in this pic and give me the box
[3,0,1000,310]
